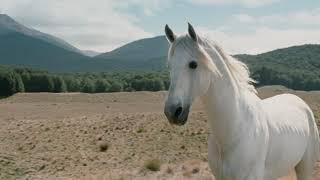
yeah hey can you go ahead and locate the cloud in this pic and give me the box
[232,8,320,28]
[192,9,320,54]
[259,9,320,28]
[0,0,158,52]
[188,0,282,8]
[197,26,320,54]
[118,0,172,16]
[232,14,256,23]
[1,1,319,54]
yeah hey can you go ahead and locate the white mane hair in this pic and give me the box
[168,34,257,94]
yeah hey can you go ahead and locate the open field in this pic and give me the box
[0,86,319,180]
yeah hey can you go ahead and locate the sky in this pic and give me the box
[0,0,319,54]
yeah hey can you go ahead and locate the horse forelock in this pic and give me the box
[168,35,197,58]
[167,35,219,73]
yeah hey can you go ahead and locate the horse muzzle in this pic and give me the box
[164,103,190,126]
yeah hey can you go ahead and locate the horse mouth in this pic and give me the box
[164,106,190,126]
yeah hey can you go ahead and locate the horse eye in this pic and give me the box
[189,61,198,69]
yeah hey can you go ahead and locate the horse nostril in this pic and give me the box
[174,107,183,118]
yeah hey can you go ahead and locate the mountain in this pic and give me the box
[92,36,169,71]
[0,14,83,54]
[95,36,169,71]
[97,36,169,60]
[96,34,320,74]
[0,14,108,72]
[0,14,319,74]
[0,32,93,72]
[0,14,168,72]
[82,50,101,57]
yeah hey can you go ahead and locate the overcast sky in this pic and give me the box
[1,0,319,54]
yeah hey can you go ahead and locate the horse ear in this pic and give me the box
[165,24,175,43]
[188,23,197,42]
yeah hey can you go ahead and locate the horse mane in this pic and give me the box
[168,35,257,94]
[199,37,257,94]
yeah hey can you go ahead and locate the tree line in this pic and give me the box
[252,66,320,91]
[0,66,169,97]
[1,64,320,97]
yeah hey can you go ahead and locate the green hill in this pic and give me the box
[236,44,320,74]
[235,44,320,90]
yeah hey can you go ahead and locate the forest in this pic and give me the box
[0,65,169,97]
[1,61,320,97]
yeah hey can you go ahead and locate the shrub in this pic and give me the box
[97,141,109,152]
[144,159,161,171]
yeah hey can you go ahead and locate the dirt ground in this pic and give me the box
[0,86,319,180]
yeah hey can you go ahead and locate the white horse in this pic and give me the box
[163,23,320,180]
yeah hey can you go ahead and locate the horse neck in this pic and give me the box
[201,50,258,148]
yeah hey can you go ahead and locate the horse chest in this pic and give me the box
[208,132,268,179]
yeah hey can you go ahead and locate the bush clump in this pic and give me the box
[97,141,109,152]
[144,159,161,171]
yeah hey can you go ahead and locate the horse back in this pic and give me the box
[262,93,311,132]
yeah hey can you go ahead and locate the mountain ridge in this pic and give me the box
[0,14,319,74]
[0,14,83,55]
[97,35,169,60]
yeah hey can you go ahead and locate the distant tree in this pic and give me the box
[63,76,81,92]
[20,72,31,84]
[151,78,165,91]
[95,79,111,93]
[25,73,54,92]
[0,71,15,96]
[291,74,304,90]
[14,73,25,93]
[81,78,95,93]
[108,81,123,92]
[53,76,67,93]
[163,79,170,90]
[131,79,144,91]
[255,67,273,85]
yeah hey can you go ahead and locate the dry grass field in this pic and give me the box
[0,86,319,180]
